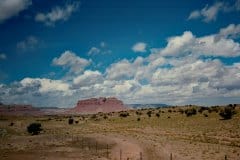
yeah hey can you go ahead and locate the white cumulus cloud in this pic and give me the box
[52,50,91,75]
[16,36,39,51]
[35,1,80,26]
[87,42,112,56]
[132,42,147,53]
[87,47,100,56]
[20,77,70,93]
[188,1,240,22]
[73,70,103,87]
[106,58,143,80]
[161,31,194,56]
[0,0,32,23]
[217,23,240,40]
[154,25,240,57]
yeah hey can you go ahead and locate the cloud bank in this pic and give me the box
[1,24,240,107]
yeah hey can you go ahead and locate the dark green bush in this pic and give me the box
[68,118,74,124]
[27,123,42,135]
[147,111,152,117]
[91,114,97,119]
[209,106,220,113]
[178,109,184,114]
[119,112,129,117]
[198,107,208,113]
[135,111,142,115]
[185,108,197,117]
[156,113,160,118]
[219,106,236,120]
[203,113,208,117]
[103,115,108,119]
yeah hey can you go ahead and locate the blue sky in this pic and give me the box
[0,0,240,107]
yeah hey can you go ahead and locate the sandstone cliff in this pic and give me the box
[71,97,127,114]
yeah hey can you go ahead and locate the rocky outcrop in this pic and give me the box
[71,97,127,114]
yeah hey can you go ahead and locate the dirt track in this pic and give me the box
[1,133,147,160]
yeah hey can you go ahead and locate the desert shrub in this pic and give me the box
[167,116,171,119]
[9,122,14,126]
[185,108,197,117]
[178,109,184,114]
[68,118,74,124]
[27,123,42,135]
[75,121,79,124]
[207,108,211,113]
[219,106,236,120]
[103,115,108,119]
[198,107,208,113]
[94,118,100,121]
[156,113,160,118]
[147,111,152,117]
[168,109,172,113]
[98,112,103,115]
[91,114,97,119]
[56,118,63,121]
[135,111,142,115]
[209,106,220,113]
[119,112,129,118]
[137,117,141,121]
[203,113,208,117]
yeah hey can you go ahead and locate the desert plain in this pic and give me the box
[0,104,240,160]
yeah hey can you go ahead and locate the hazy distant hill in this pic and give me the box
[0,104,43,116]
[127,104,169,109]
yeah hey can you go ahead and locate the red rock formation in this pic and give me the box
[71,97,127,114]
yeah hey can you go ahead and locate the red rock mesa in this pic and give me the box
[71,97,127,114]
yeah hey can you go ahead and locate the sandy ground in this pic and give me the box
[104,134,144,160]
[0,134,145,160]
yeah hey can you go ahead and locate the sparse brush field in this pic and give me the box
[0,105,240,160]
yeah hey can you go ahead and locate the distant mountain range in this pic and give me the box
[0,104,43,116]
[127,103,169,109]
[0,100,169,116]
